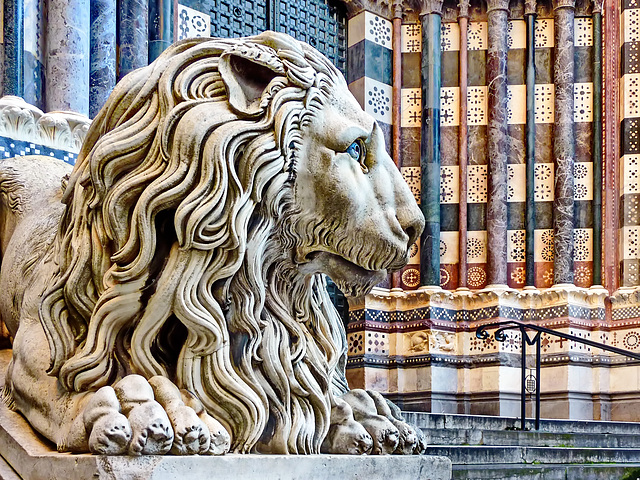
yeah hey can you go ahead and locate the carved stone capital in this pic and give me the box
[524,0,537,15]
[342,0,393,19]
[412,0,443,16]
[552,0,575,10]
[458,0,470,18]
[393,0,403,18]
[0,96,91,153]
[592,0,603,13]
[487,0,510,13]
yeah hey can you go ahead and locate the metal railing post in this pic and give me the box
[476,320,640,431]
[521,327,527,430]
[536,333,541,430]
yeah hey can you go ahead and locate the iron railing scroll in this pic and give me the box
[475,320,640,430]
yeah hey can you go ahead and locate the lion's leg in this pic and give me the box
[366,390,423,454]
[148,376,211,455]
[180,389,231,455]
[339,389,399,455]
[321,396,373,455]
[110,375,174,455]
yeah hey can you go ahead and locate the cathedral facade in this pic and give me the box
[1,0,639,422]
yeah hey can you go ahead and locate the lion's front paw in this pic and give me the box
[126,401,174,455]
[342,389,404,455]
[83,375,230,456]
[181,389,231,455]
[366,390,422,454]
[322,397,373,455]
[84,386,132,455]
[88,411,132,455]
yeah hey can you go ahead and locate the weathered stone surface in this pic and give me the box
[0,32,425,458]
[45,0,90,115]
[0,351,452,480]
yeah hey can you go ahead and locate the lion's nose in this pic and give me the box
[397,206,424,247]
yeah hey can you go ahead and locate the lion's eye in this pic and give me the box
[346,139,368,173]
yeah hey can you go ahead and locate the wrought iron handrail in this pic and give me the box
[476,320,640,430]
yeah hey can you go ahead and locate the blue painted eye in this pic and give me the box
[345,139,368,172]
[346,141,362,160]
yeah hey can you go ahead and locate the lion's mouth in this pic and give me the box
[300,251,388,297]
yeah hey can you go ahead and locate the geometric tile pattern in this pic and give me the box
[534,18,554,49]
[440,21,461,289]
[0,136,78,165]
[177,4,211,40]
[534,21,555,288]
[401,88,422,127]
[465,18,489,290]
[399,21,421,289]
[622,0,640,286]
[573,22,595,287]
[402,23,422,53]
[507,24,527,288]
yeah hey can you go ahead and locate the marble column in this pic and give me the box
[486,0,510,286]
[592,0,603,285]
[458,0,469,288]
[419,0,443,287]
[604,0,620,292]
[149,0,174,62]
[3,0,24,96]
[391,1,402,289]
[118,0,148,80]
[552,0,576,284]
[46,0,90,115]
[90,0,116,118]
[525,0,537,286]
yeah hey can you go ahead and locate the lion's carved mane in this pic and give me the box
[39,33,349,454]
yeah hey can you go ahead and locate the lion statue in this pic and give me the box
[0,32,424,456]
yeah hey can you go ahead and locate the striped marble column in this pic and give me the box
[3,0,24,96]
[505,18,528,289]
[552,0,576,285]
[621,0,640,286]
[149,0,174,62]
[603,0,618,293]
[458,0,469,289]
[347,9,395,288]
[400,22,422,290]
[573,16,595,288]
[524,0,537,287]
[486,0,509,287]
[90,0,116,118]
[466,19,489,290]
[439,20,461,290]
[118,0,148,79]
[46,0,90,115]
[591,0,603,286]
[534,15,556,288]
[391,1,402,290]
[23,0,45,110]
[420,0,443,287]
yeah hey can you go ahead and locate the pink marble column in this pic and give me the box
[486,0,510,286]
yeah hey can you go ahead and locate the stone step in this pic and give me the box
[424,427,640,448]
[425,445,640,465]
[404,411,640,435]
[452,463,640,480]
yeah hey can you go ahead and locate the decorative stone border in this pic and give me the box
[0,96,91,154]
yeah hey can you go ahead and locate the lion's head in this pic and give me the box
[38,32,423,454]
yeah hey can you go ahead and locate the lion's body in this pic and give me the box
[0,33,424,456]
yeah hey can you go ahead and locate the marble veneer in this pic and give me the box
[346,284,640,422]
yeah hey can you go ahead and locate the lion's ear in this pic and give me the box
[219,45,286,116]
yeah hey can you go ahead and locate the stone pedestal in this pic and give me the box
[0,350,451,480]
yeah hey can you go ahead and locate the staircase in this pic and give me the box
[405,412,640,480]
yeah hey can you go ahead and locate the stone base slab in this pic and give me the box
[0,351,451,480]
